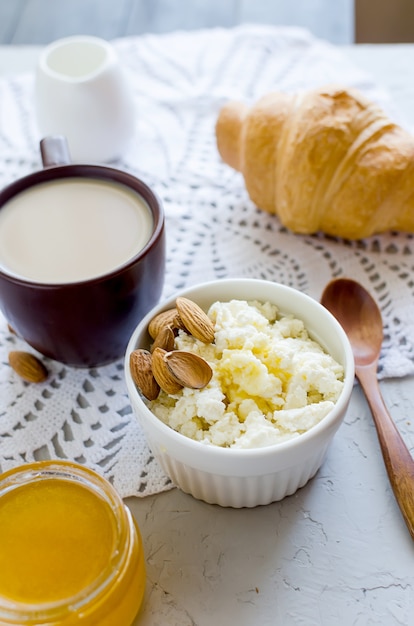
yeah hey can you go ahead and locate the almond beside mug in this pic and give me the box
[0,136,165,367]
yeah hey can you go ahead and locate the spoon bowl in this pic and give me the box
[321,278,414,540]
[321,278,383,367]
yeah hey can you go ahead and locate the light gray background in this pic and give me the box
[0,0,354,45]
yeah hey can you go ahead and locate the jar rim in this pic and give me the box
[0,460,132,623]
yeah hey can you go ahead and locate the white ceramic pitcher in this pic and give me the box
[35,35,135,163]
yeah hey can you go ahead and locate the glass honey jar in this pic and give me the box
[0,460,146,625]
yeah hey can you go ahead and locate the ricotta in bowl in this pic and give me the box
[147,299,344,448]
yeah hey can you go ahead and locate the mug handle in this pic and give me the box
[40,135,72,167]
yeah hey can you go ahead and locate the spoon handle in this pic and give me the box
[356,363,414,540]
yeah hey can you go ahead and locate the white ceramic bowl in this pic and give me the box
[125,279,354,508]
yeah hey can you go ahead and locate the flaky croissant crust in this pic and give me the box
[216,86,414,239]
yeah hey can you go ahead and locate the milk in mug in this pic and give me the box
[0,178,154,283]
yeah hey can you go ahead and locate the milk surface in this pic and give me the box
[0,178,154,283]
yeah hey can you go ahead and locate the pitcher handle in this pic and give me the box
[40,136,72,167]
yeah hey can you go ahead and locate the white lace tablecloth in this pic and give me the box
[0,24,413,498]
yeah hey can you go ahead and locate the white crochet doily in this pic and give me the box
[0,24,413,498]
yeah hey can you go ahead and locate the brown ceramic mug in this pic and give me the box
[0,136,165,367]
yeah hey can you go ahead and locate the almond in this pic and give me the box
[8,351,48,383]
[130,349,160,401]
[165,350,212,389]
[148,308,182,339]
[151,347,183,394]
[151,325,175,353]
[176,297,215,343]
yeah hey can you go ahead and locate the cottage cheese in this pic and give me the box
[148,299,344,448]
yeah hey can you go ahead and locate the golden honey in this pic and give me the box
[0,461,146,625]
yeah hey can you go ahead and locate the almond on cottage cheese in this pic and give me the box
[147,299,344,448]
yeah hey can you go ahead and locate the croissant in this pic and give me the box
[215,86,414,239]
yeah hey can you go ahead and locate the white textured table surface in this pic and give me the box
[0,38,414,626]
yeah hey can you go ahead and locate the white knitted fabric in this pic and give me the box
[0,24,413,497]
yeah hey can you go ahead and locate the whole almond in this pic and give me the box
[130,349,160,401]
[165,350,212,389]
[8,351,48,383]
[176,297,215,343]
[148,308,181,339]
[151,325,175,353]
[151,348,183,394]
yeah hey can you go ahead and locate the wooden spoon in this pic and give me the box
[321,278,414,540]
